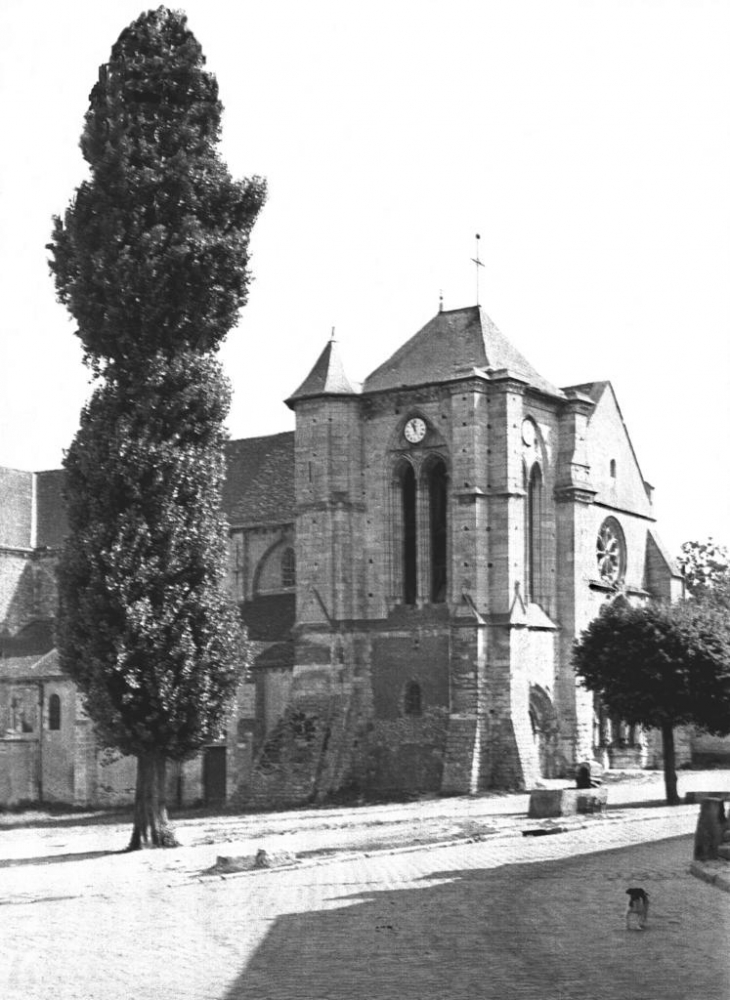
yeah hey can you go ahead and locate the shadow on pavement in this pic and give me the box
[222,835,729,1000]
[0,848,126,868]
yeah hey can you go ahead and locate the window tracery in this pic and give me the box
[596,517,626,584]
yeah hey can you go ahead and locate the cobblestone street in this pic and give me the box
[2,796,728,999]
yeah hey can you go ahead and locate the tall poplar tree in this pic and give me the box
[48,7,266,848]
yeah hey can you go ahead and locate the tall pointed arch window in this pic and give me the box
[48,693,61,731]
[401,462,417,605]
[427,458,448,603]
[281,547,296,589]
[525,463,543,603]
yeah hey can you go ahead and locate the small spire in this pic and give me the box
[330,325,336,342]
[438,290,444,313]
[471,233,485,306]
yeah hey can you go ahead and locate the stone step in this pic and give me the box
[717,844,730,861]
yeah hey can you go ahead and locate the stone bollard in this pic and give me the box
[693,798,727,861]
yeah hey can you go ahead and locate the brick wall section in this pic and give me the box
[441,621,486,794]
[0,740,38,804]
[0,554,31,630]
[41,680,76,802]
[0,468,33,549]
[0,552,59,635]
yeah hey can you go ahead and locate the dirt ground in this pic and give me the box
[1,768,728,868]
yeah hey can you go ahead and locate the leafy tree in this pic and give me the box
[48,8,265,848]
[58,356,244,846]
[678,538,730,609]
[573,599,730,804]
[48,6,265,371]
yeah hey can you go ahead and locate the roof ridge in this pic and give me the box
[363,305,563,397]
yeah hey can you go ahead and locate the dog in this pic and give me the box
[625,888,649,930]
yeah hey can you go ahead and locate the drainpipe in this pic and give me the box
[37,682,44,803]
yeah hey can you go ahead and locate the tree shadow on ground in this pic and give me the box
[222,835,729,1000]
[0,849,126,868]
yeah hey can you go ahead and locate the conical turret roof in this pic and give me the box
[363,305,563,398]
[286,338,357,406]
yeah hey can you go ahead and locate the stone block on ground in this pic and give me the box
[528,786,607,818]
[684,791,730,804]
[575,786,608,814]
[210,849,298,874]
[693,798,728,861]
[528,788,577,818]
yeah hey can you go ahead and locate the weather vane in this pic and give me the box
[471,233,484,305]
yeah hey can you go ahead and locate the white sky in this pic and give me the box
[1,0,728,557]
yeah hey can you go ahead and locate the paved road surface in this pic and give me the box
[2,808,728,999]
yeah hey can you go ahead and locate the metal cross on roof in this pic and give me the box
[471,233,484,305]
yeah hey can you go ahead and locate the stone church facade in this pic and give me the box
[0,304,688,808]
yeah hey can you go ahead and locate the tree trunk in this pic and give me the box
[128,751,180,850]
[661,723,680,805]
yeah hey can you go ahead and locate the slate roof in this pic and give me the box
[222,433,295,527]
[35,469,68,549]
[286,339,357,405]
[363,305,563,398]
[0,649,63,682]
[0,620,55,658]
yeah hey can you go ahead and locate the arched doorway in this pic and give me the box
[529,685,558,778]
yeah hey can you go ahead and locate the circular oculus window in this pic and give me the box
[596,519,625,584]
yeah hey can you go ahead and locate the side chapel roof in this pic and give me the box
[363,305,564,398]
[222,432,295,527]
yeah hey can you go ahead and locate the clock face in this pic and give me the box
[404,417,427,444]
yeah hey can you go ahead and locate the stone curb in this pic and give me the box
[689,860,730,894]
[198,807,693,883]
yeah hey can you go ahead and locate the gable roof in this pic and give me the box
[363,305,563,398]
[566,380,652,501]
[0,620,55,658]
[286,338,357,406]
[0,648,63,682]
[222,433,295,527]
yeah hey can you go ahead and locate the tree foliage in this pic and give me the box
[48,8,265,847]
[57,354,243,761]
[573,598,730,802]
[48,6,265,370]
[678,538,730,609]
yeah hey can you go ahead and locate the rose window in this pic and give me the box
[596,519,625,584]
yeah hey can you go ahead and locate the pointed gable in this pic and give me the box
[363,305,563,397]
[286,339,357,406]
[572,380,654,518]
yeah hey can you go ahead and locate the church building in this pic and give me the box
[229,303,683,807]
[0,304,685,808]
